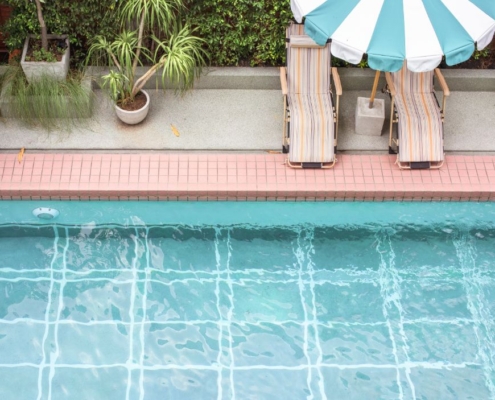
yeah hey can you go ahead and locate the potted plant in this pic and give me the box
[86,0,207,125]
[19,0,70,82]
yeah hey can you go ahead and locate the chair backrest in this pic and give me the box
[286,23,331,94]
[392,63,434,94]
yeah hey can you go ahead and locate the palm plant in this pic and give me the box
[86,0,207,108]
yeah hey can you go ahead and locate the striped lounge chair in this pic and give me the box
[385,64,450,169]
[280,23,342,169]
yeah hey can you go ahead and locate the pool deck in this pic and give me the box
[0,152,494,201]
[1,68,494,201]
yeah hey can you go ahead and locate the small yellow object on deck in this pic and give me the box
[17,147,25,163]
[171,124,180,137]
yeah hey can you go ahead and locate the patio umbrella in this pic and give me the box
[291,0,495,105]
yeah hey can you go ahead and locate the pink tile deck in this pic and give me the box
[0,153,494,201]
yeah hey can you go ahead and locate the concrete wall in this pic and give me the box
[4,65,494,92]
[82,66,495,92]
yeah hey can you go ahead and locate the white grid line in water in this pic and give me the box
[294,230,316,399]
[305,229,327,399]
[376,233,407,400]
[139,228,150,400]
[384,234,416,399]
[36,227,59,400]
[213,229,224,400]
[2,226,494,399]
[4,264,482,280]
[0,318,477,329]
[225,230,236,399]
[125,229,140,400]
[0,361,483,371]
[0,276,383,287]
[4,264,485,285]
[454,235,495,398]
[386,235,416,399]
[48,228,70,399]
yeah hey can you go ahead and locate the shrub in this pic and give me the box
[186,0,293,66]
[1,0,119,68]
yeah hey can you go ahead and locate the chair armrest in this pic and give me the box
[331,67,342,96]
[280,67,288,96]
[434,68,450,96]
[385,72,396,96]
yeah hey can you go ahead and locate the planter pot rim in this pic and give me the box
[115,90,150,113]
[114,90,150,125]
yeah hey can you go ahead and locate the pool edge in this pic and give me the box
[0,153,494,201]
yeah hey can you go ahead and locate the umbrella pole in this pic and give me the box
[369,70,381,109]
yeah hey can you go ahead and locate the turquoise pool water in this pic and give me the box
[0,202,494,399]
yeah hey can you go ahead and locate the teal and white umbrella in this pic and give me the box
[291,0,495,72]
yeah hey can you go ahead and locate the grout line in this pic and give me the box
[0,275,380,285]
[48,228,70,400]
[376,232,407,400]
[305,229,327,399]
[138,227,150,400]
[294,229,315,399]
[214,229,224,400]
[383,234,416,399]
[454,234,495,398]
[125,229,140,400]
[2,361,483,371]
[0,317,477,328]
[0,271,475,286]
[36,227,60,400]
[225,230,236,399]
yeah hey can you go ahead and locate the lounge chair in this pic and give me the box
[280,23,342,169]
[385,64,450,169]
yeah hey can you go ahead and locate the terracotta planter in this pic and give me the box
[115,90,150,125]
[20,34,70,83]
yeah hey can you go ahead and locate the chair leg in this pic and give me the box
[283,123,289,154]
[282,95,290,153]
[287,159,336,169]
[388,100,400,155]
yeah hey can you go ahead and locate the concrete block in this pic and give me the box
[20,35,70,83]
[355,97,385,136]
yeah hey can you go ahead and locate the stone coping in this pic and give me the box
[82,66,495,92]
[0,152,493,201]
[2,65,495,92]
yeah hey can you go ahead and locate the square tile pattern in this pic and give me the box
[0,226,494,399]
[0,153,494,200]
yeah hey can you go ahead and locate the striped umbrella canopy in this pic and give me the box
[291,0,495,72]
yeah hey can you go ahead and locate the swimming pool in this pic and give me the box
[0,202,494,399]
